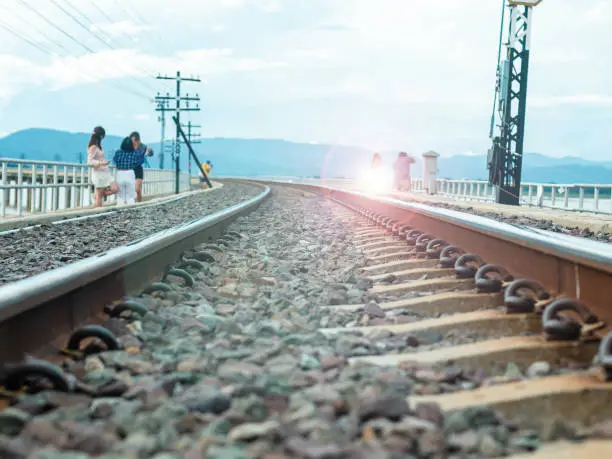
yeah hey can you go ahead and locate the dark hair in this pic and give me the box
[88,126,105,148]
[206,160,212,165]
[130,131,141,141]
[121,136,135,152]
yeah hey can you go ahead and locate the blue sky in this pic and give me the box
[0,0,611,159]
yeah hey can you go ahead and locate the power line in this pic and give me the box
[0,19,55,57]
[110,0,166,51]
[0,3,72,55]
[84,0,160,79]
[5,1,150,101]
[15,0,97,54]
[49,0,158,93]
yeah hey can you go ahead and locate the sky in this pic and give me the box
[0,0,611,159]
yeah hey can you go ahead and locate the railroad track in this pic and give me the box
[0,180,611,457]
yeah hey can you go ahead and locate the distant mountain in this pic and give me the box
[0,128,124,164]
[1,128,611,184]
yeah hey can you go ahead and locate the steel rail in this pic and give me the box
[231,178,612,327]
[0,184,270,362]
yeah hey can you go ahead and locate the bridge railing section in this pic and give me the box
[0,158,190,218]
[412,178,612,214]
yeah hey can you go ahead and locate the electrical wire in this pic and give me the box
[82,0,160,81]
[49,0,158,93]
[0,19,55,57]
[0,3,72,56]
[3,1,151,101]
[110,0,167,51]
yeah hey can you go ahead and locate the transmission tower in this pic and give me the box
[487,0,543,205]
[154,72,201,194]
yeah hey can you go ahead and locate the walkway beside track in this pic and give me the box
[0,181,222,232]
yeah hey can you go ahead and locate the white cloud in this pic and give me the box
[531,94,612,108]
[135,113,150,120]
[288,49,332,60]
[91,21,153,38]
[0,47,286,102]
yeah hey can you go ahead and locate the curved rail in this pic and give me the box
[234,178,612,327]
[0,184,270,362]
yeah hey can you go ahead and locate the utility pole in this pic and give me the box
[157,103,166,169]
[154,71,201,193]
[181,121,201,178]
[487,0,543,205]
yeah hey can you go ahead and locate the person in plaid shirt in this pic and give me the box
[113,137,142,205]
[130,131,154,203]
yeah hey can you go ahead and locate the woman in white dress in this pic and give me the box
[87,126,114,207]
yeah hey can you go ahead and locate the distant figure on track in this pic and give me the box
[113,137,142,205]
[130,131,154,203]
[87,126,116,208]
[200,160,213,188]
[393,152,416,191]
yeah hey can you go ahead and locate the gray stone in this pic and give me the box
[504,362,524,380]
[196,313,226,330]
[364,302,386,318]
[358,396,411,422]
[227,420,280,442]
[300,353,321,370]
[447,430,479,452]
[207,446,248,459]
[417,428,446,456]
[479,432,505,456]
[0,408,31,436]
[526,361,551,378]
[444,411,470,434]
[218,361,264,381]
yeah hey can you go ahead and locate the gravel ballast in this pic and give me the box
[0,183,262,286]
[1,185,609,458]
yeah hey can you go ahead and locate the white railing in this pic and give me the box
[412,178,612,214]
[0,158,190,218]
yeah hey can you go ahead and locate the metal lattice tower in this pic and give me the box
[488,0,542,205]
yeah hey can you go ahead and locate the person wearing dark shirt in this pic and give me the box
[130,131,154,203]
[113,137,142,205]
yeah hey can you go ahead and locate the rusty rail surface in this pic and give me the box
[0,183,270,363]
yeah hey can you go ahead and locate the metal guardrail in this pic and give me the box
[413,178,612,214]
[0,158,191,218]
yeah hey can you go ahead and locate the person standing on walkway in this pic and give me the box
[130,131,154,203]
[393,152,416,191]
[87,126,112,208]
[200,160,213,187]
[113,137,142,205]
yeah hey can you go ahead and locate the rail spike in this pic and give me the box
[164,268,195,288]
[542,298,603,341]
[425,239,448,260]
[415,234,434,253]
[454,253,485,279]
[504,279,551,314]
[406,230,423,247]
[106,299,149,318]
[475,264,514,293]
[1,360,74,394]
[62,325,121,359]
[439,245,464,268]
